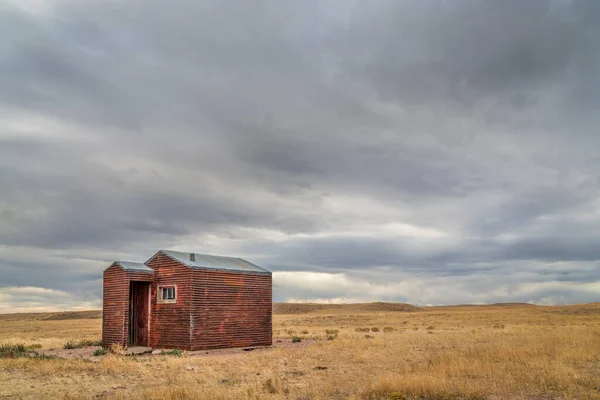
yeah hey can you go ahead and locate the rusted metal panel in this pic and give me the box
[102,264,127,348]
[115,261,154,273]
[158,250,270,275]
[191,270,272,351]
[102,263,154,348]
[146,252,192,350]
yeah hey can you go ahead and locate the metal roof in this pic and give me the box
[115,261,154,274]
[160,250,271,275]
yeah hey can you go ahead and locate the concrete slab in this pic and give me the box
[126,346,152,355]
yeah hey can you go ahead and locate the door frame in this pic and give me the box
[128,281,151,346]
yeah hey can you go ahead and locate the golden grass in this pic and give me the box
[0,303,599,399]
[0,312,100,350]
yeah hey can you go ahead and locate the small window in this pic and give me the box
[162,287,175,300]
[158,285,176,303]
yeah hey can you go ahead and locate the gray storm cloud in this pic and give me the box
[1,0,599,310]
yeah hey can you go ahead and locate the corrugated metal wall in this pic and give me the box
[102,265,126,347]
[102,265,153,348]
[191,270,272,350]
[146,252,193,350]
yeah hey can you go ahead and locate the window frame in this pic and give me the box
[157,285,177,304]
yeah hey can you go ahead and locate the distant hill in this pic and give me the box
[489,302,538,307]
[43,310,102,320]
[272,302,420,314]
[2,302,598,319]
[435,302,538,309]
[0,310,102,321]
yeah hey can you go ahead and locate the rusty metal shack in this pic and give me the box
[102,250,272,350]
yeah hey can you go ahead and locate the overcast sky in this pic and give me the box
[1,0,600,312]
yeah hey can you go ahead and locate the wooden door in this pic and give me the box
[128,282,150,346]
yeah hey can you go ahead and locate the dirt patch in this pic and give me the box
[40,346,101,360]
[39,338,318,361]
[167,338,318,359]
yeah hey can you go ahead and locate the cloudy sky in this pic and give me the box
[1,0,600,312]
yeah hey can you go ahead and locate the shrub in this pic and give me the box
[291,336,302,343]
[0,344,31,358]
[80,339,102,347]
[93,347,108,356]
[34,354,59,360]
[263,378,278,394]
[63,341,78,349]
[301,330,309,334]
[362,388,486,400]
[364,334,374,339]
[109,343,125,354]
[63,339,103,349]
[383,327,395,333]
[363,390,407,400]
[361,386,486,400]
[0,344,56,359]
[162,349,183,357]
[355,328,370,333]
[371,327,380,332]
[426,326,435,331]
[327,335,336,341]
[325,329,339,335]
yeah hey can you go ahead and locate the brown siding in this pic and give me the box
[102,265,127,347]
[102,265,153,348]
[146,253,192,350]
[191,270,272,350]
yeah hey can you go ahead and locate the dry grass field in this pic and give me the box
[1,303,599,399]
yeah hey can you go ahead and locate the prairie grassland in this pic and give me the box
[0,303,599,399]
[0,312,101,350]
